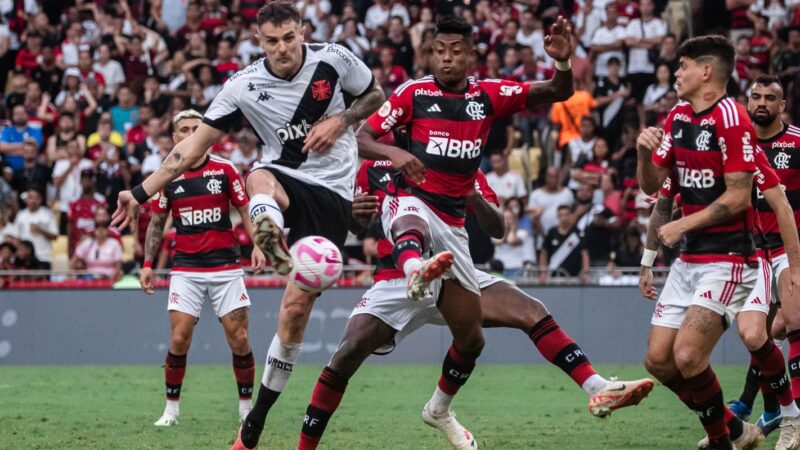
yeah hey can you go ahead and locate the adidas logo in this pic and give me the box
[379,173,391,184]
[701,290,712,300]
[427,104,442,113]
[174,186,185,194]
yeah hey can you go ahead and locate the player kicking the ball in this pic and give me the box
[635,36,792,449]
[295,159,653,450]
[112,3,385,448]
[347,15,591,449]
[139,110,267,426]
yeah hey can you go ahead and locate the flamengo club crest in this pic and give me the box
[465,101,485,120]
[695,130,712,151]
[311,80,332,101]
[207,178,223,195]
[775,152,791,169]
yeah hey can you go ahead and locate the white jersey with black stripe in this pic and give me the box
[203,43,374,201]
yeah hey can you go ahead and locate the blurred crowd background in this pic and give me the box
[1,0,799,283]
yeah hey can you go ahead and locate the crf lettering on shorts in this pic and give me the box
[425,137,482,159]
[677,167,715,188]
[179,207,223,226]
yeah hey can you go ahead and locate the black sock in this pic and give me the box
[738,364,759,409]
[763,392,779,414]
[241,383,281,448]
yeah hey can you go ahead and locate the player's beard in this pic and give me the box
[751,111,777,126]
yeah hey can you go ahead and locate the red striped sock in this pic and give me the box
[529,315,597,387]
[298,367,349,450]
[788,331,800,405]
[438,344,479,395]
[233,352,255,400]
[165,352,187,400]
[686,366,729,443]
[750,340,793,407]
[393,233,423,274]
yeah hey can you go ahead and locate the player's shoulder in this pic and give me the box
[208,154,239,173]
[785,124,800,142]
[393,75,437,97]
[713,97,749,128]
[311,43,359,69]
[226,58,266,84]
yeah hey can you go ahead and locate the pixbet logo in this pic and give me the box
[276,119,313,144]
[415,88,442,97]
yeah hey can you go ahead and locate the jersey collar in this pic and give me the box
[263,45,307,82]
[188,154,211,172]
[691,95,727,118]
[434,76,470,95]
[757,122,788,144]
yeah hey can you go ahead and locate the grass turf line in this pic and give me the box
[0,364,776,449]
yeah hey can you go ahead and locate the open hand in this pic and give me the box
[544,16,573,62]
[639,266,657,300]
[111,190,140,231]
[352,192,380,219]
[637,127,664,153]
[302,115,347,154]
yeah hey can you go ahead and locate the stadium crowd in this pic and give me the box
[1,0,800,281]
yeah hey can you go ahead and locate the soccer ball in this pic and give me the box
[288,236,344,293]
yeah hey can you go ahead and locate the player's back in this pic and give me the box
[754,123,800,249]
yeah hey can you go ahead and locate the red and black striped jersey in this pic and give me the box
[355,159,499,281]
[752,123,800,252]
[653,97,758,263]
[365,75,529,227]
[151,155,249,271]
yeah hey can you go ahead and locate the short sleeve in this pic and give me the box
[202,77,243,132]
[326,44,374,97]
[652,108,676,168]
[484,80,531,118]
[659,173,677,197]
[718,103,757,173]
[45,211,57,235]
[110,240,123,262]
[754,145,781,191]
[365,85,413,137]
[75,239,90,260]
[475,170,500,207]
[625,20,640,38]
[226,166,248,207]
[151,190,169,214]
[355,162,371,196]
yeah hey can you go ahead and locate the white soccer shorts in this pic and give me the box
[381,195,479,294]
[741,257,772,314]
[350,270,502,354]
[771,252,790,304]
[651,258,758,329]
[167,269,251,319]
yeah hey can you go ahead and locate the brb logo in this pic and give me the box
[677,167,715,188]
[426,135,482,159]
[180,207,222,226]
[276,119,313,144]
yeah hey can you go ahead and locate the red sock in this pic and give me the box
[233,352,255,400]
[663,373,696,408]
[685,366,729,443]
[298,367,348,450]
[392,233,423,272]
[438,344,480,395]
[529,315,597,387]
[788,330,800,404]
[750,340,794,407]
[165,352,187,400]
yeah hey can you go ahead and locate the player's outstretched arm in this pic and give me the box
[639,195,674,300]
[636,127,669,195]
[112,124,224,230]
[658,171,753,247]
[140,211,168,295]
[526,16,574,107]
[357,122,426,184]
[467,191,504,239]
[763,186,800,294]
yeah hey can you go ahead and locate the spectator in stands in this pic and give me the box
[748,0,788,30]
[125,105,157,153]
[87,113,124,160]
[30,45,63,99]
[110,86,140,138]
[5,72,28,112]
[486,153,527,204]
[46,114,86,163]
[572,138,615,187]
[95,141,130,211]
[14,240,43,272]
[94,43,126,96]
[365,0,411,32]
[231,129,260,175]
[528,167,575,240]
[53,140,94,233]
[493,200,536,277]
[14,31,42,75]
[576,0,604,50]
[609,225,645,269]
[625,0,666,104]
[776,28,800,121]
[299,0,332,43]
[574,182,619,267]
[67,169,107,255]
[591,2,627,79]
[550,77,596,150]
[594,57,630,150]
[539,204,590,283]
[0,242,15,270]
[383,16,414,75]
[642,63,673,126]
[0,105,44,172]
[654,33,679,77]
[374,47,408,94]
[11,139,50,204]
[70,210,123,281]
[118,34,154,91]
[563,117,598,190]
[13,189,57,270]
[749,15,773,72]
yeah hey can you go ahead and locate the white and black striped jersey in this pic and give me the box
[203,43,374,201]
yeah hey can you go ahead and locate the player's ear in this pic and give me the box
[780,99,787,113]
[173,133,179,145]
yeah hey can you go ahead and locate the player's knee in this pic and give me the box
[280,302,313,334]
[738,324,768,352]
[672,345,706,376]
[456,330,485,355]
[170,333,192,354]
[228,327,250,354]
[391,218,431,250]
[245,169,275,195]
[517,299,549,330]
[643,350,672,378]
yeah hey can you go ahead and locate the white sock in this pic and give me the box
[775,339,786,349]
[781,401,800,418]
[581,374,610,396]
[165,399,180,416]
[249,194,284,230]
[429,387,454,415]
[402,258,423,277]
[239,398,253,416]
[261,334,302,391]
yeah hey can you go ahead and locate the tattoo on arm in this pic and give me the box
[341,83,385,127]
[144,212,168,263]
[646,196,674,250]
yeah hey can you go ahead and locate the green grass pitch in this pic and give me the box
[0,364,780,449]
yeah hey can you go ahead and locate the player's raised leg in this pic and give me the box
[478,280,653,417]
[155,311,196,426]
[220,307,255,421]
[389,212,453,301]
[246,169,293,275]
[298,314,396,449]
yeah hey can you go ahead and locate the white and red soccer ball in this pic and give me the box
[288,236,344,293]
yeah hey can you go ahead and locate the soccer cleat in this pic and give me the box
[775,415,800,450]
[252,213,293,275]
[756,410,781,437]
[698,421,764,450]
[588,378,654,418]
[153,411,179,427]
[231,427,257,450]
[422,401,477,450]
[407,252,454,301]
[727,400,753,421]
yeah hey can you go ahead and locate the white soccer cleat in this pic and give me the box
[588,378,654,418]
[407,252,454,301]
[154,411,179,427]
[422,401,477,450]
[252,213,293,275]
[698,420,764,450]
[776,415,800,450]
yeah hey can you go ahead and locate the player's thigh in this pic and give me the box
[246,167,290,210]
[772,306,788,340]
[167,272,208,321]
[381,196,432,244]
[646,325,679,369]
[209,271,250,318]
[673,305,727,375]
[220,307,250,345]
[438,279,484,351]
[329,314,397,378]
[479,279,549,330]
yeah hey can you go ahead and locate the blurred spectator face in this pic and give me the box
[625,227,641,248]
[662,90,678,109]
[521,11,535,32]
[789,30,800,48]
[662,36,677,57]
[41,46,55,65]
[25,189,42,211]
[98,117,113,140]
[656,64,670,84]
[257,17,304,78]
[80,171,95,192]
[118,87,135,107]
[421,7,434,24]
[67,22,83,41]
[735,37,750,57]
[594,139,609,160]
[490,153,507,173]
[158,135,174,154]
[187,2,202,21]
[171,95,187,112]
[605,3,619,26]
[389,17,404,38]
[147,118,162,138]
[502,207,516,227]
[503,48,518,68]
[98,44,112,62]
[62,96,80,115]
[78,51,93,72]
[504,21,519,40]
[65,73,80,90]
[58,114,75,133]
[557,207,573,228]
[217,40,233,60]
[28,34,43,52]
[580,118,596,140]
[608,59,621,78]
[0,243,14,261]
[748,81,784,126]
[576,183,594,203]
[17,241,33,260]
[506,197,523,217]
[545,167,559,190]
[11,73,27,92]
[520,47,534,66]
[26,82,42,103]
[173,117,202,144]
[190,82,205,99]
[431,29,475,86]
[23,141,38,162]
[199,66,215,85]
[129,36,144,54]
[66,141,82,161]
[139,105,155,123]
[486,52,500,71]
[11,106,28,127]
[379,47,394,67]
[344,19,359,36]
[640,0,655,17]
